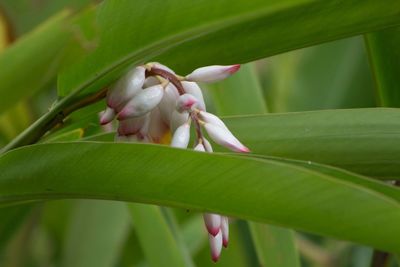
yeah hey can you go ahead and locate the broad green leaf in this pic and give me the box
[0,11,71,114]
[222,108,400,179]
[58,0,400,97]
[62,200,130,267]
[128,203,192,267]
[365,27,400,107]
[249,223,300,267]
[1,142,400,253]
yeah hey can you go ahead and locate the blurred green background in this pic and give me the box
[0,1,397,267]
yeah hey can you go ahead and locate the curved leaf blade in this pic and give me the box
[0,142,400,253]
[59,0,400,96]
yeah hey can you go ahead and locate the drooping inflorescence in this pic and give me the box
[99,62,250,262]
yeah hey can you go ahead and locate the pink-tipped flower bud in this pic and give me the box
[176,94,198,113]
[117,115,147,136]
[118,84,164,120]
[107,66,146,111]
[171,123,190,148]
[203,213,221,236]
[99,107,115,125]
[203,123,250,153]
[209,231,223,262]
[170,110,189,133]
[185,64,240,83]
[198,111,228,130]
[194,142,206,152]
[221,216,229,248]
[181,81,206,110]
[158,83,179,124]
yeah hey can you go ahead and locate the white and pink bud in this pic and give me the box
[202,138,213,152]
[181,81,206,110]
[203,213,221,236]
[171,123,190,148]
[99,107,115,125]
[185,64,240,83]
[198,111,229,130]
[209,231,223,262]
[148,108,169,143]
[107,66,146,111]
[158,83,179,124]
[117,84,164,120]
[221,216,229,248]
[170,110,189,133]
[117,115,147,136]
[203,122,250,153]
[176,94,198,113]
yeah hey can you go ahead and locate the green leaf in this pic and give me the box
[249,223,300,267]
[62,200,130,267]
[0,11,71,114]
[365,27,400,107]
[128,203,192,267]
[58,0,400,97]
[1,142,400,253]
[222,108,400,179]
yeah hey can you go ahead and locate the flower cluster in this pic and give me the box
[99,62,250,262]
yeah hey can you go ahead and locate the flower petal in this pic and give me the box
[99,107,115,125]
[181,81,206,110]
[171,123,190,148]
[221,216,229,248]
[209,231,223,262]
[203,123,250,153]
[185,64,240,83]
[176,93,198,113]
[117,84,164,120]
[203,213,221,236]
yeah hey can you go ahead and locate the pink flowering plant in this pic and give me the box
[0,1,400,267]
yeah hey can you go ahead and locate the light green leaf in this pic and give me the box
[1,142,400,253]
[62,200,130,267]
[128,203,192,267]
[58,0,400,97]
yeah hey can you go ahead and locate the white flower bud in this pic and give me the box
[171,123,190,148]
[107,66,146,111]
[170,110,189,133]
[203,213,221,236]
[176,94,198,113]
[158,83,179,124]
[185,64,240,83]
[99,107,115,125]
[117,115,147,136]
[143,76,160,88]
[221,216,229,248]
[148,108,168,143]
[198,111,228,130]
[181,81,206,111]
[194,143,206,151]
[203,123,250,153]
[117,84,164,120]
[209,231,223,263]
